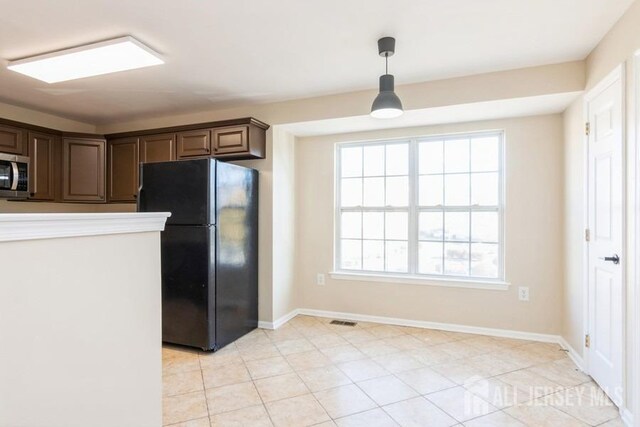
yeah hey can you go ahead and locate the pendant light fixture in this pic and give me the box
[370,37,403,119]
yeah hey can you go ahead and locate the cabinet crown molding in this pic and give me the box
[104,117,269,139]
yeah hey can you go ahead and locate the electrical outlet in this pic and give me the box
[316,273,325,286]
[518,286,530,301]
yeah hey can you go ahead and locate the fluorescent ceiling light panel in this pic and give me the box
[7,36,164,83]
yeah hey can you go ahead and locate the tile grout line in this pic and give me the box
[198,350,213,423]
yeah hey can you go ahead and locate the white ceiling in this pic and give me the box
[0,0,633,125]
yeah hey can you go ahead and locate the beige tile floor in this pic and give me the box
[162,315,623,427]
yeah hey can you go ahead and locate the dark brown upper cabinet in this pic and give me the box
[212,123,265,159]
[177,129,211,159]
[212,126,247,156]
[28,132,57,201]
[62,137,106,203]
[0,124,26,155]
[106,118,268,162]
[139,133,176,163]
[108,137,139,202]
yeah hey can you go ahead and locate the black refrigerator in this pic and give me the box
[138,158,258,351]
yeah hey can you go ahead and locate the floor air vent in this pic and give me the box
[330,320,357,327]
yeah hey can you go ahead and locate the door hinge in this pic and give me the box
[585,228,590,242]
[585,122,591,136]
[585,334,591,348]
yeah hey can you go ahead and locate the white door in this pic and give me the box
[586,65,624,405]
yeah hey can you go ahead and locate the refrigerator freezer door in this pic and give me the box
[161,225,216,350]
[139,159,216,225]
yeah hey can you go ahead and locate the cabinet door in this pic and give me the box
[28,132,56,201]
[108,137,139,202]
[0,124,26,155]
[140,133,176,163]
[62,138,106,202]
[212,126,248,156]
[177,129,211,158]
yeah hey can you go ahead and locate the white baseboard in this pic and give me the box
[296,308,560,343]
[557,336,586,371]
[258,308,299,330]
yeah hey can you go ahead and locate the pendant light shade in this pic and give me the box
[371,74,403,118]
[370,37,403,119]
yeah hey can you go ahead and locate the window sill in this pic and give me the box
[328,271,511,291]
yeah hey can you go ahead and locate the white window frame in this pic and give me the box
[332,130,509,291]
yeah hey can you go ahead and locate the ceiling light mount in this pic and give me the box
[371,36,403,119]
[377,37,396,58]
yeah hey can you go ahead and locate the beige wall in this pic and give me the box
[0,231,162,427]
[271,128,298,319]
[0,100,96,133]
[296,114,564,334]
[562,100,585,353]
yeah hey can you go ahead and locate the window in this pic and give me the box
[335,131,504,283]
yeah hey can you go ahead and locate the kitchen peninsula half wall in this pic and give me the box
[0,212,170,427]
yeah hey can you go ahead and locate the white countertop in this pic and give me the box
[0,212,171,242]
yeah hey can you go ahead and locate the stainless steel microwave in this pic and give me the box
[0,153,29,199]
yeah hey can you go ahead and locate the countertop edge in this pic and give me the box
[0,212,171,242]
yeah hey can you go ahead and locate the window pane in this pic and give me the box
[385,212,408,240]
[471,243,499,278]
[444,211,470,242]
[363,240,384,271]
[341,178,362,207]
[444,242,469,276]
[419,175,443,206]
[341,146,362,177]
[341,212,361,239]
[419,140,443,174]
[341,239,361,270]
[471,136,499,172]
[471,212,499,243]
[444,139,469,173]
[471,172,498,206]
[419,211,443,241]
[363,177,384,206]
[419,242,443,274]
[444,174,470,206]
[386,176,409,206]
[363,145,385,176]
[386,144,409,175]
[363,212,384,239]
[385,241,408,272]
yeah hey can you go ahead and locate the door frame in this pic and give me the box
[633,50,640,424]
[582,63,627,407]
